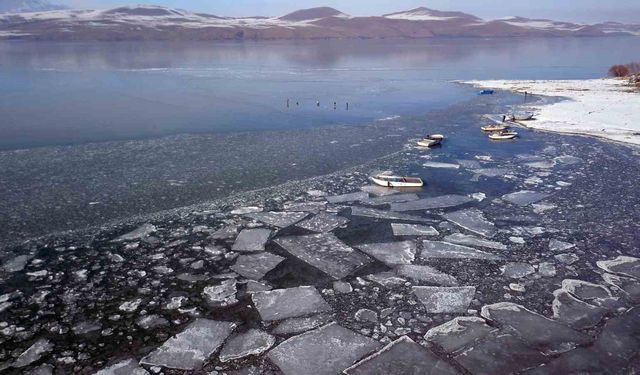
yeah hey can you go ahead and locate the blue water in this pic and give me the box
[1,37,639,150]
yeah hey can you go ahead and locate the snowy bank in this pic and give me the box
[462,79,640,146]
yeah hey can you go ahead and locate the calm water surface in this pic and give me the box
[1,37,639,150]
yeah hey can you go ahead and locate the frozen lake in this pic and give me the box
[1,37,640,244]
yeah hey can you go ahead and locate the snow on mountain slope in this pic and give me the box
[0,5,637,41]
[383,7,480,22]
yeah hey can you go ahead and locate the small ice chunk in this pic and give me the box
[421,241,503,261]
[231,229,272,252]
[390,195,473,211]
[502,191,550,206]
[136,315,169,330]
[471,168,510,177]
[555,253,579,265]
[442,209,497,238]
[549,239,576,252]
[12,338,54,368]
[424,317,494,353]
[283,201,327,213]
[444,233,506,250]
[355,241,416,266]
[210,226,238,240]
[251,286,332,321]
[344,336,459,375]
[72,321,102,335]
[480,302,592,355]
[230,253,285,280]
[297,213,349,233]
[538,262,557,277]
[119,298,143,312]
[275,233,372,279]
[596,256,640,280]
[509,236,526,244]
[245,211,309,228]
[113,223,156,241]
[95,358,149,375]
[219,329,275,362]
[422,162,460,169]
[2,255,32,272]
[501,263,535,279]
[140,319,236,370]
[230,206,262,215]
[552,289,607,330]
[412,286,476,313]
[326,191,369,204]
[203,279,238,308]
[333,281,353,293]
[391,223,439,237]
[267,323,381,375]
[273,314,335,335]
[350,206,434,223]
[395,265,458,286]
[561,279,612,301]
[365,272,407,287]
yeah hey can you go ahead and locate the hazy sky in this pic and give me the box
[59,0,640,23]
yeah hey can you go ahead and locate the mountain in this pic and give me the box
[0,5,638,41]
[279,7,346,21]
[0,0,66,13]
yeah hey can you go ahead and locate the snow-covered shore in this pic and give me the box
[463,78,640,146]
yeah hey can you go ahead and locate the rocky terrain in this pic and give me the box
[0,5,639,41]
[1,92,640,374]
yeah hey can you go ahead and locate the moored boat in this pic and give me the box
[481,124,509,132]
[488,131,519,140]
[416,134,444,147]
[371,174,424,188]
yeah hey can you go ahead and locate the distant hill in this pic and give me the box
[0,5,638,41]
[0,0,66,13]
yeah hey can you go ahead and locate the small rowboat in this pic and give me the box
[479,89,495,95]
[489,131,518,140]
[417,134,444,148]
[371,174,424,188]
[481,124,509,132]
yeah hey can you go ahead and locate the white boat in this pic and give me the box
[481,124,509,132]
[489,131,518,140]
[371,175,424,188]
[416,134,444,147]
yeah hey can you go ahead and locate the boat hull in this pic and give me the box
[371,176,424,188]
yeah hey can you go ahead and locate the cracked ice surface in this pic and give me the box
[219,329,275,362]
[391,223,439,237]
[231,228,272,252]
[355,241,416,266]
[344,336,460,375]
[350,206,435,223]
[390,195,474,211]
[267,323,381,375]
[481,302,592,355]
[442,209,497,238]
[444,233,506,250]
[502,190,550,206]
[251,286,332,321]
[275,233,372,279]
[395,265,458,286]
[230,252,285,280]
[296,213,349,233]
[140,319,235,370]
[244,211,309,228]
[412,286,476,313]
[421,241,503,261]
[95,359,149,375]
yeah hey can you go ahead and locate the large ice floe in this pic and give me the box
[251,286,332,321]
[139,319,235,370]
[275,233,372,279]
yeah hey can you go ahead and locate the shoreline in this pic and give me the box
[460,78,640,146]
